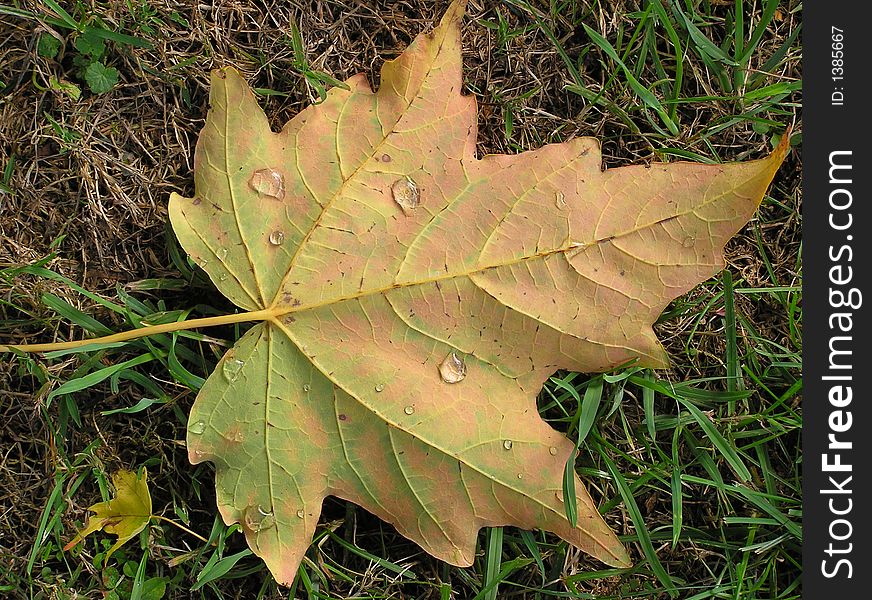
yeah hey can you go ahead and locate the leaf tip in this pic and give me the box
[211,65,242,83]
[433,0,469,37]
[168,191,188,206]
[609,544,633,569]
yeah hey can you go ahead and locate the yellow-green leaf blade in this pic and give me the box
[168,0,788,585]
[64,468,152,561]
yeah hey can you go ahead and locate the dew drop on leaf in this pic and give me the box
[296,509,305,519]
[502,440,513,450]
[375,383,385,393]
[517,473,523,479]
[391,176,419,213]
[404,405,415,415]
[249,168,285,200]
[189,420,206,435]
[218,273,228,282]
[381,153,392,162]
[269,230,285,246]
[682,237,695,248]
[302,384,310,392]
[244,505,276,532]
[439,351,467,384]
[222,357,245,382]
[216,247,228,261]
[548,446,558,456]
[555,191,567,209]
[195,257,208,268]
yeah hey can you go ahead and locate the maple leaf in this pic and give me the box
[64,468,152,560]
[166,0,787,584]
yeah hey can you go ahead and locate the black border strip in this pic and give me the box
[803,2,869,595]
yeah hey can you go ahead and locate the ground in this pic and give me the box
[1,1,801,599]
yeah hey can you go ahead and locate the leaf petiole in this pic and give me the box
[1,308,276,353]
[150,514,209,544]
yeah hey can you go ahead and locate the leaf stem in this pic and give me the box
[1,308,275,353]
[150,514,209,544]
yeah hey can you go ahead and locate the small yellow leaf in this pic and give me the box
[64,468,152,560]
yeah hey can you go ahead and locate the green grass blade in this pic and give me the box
[722,270,741,413]
[47,352,160,402]
[648,0,685,122]
[582,24,679,135]
[577,377,604,443]
[670,426,683,547]
[129,553,148,600]
[481,527,504,600]
[41,292,112,336]
[42,0,79,29]
[677,399,752,482]
[642,371,656,439]
[325,531,416,578]
[671,3,740,66]
[85,25,152,48]
[517,529,545,585]
[602,453,677,597]
[562,377,604,526]
[191,549,253,591]
[100,397,168,416]
[735,0,780,64]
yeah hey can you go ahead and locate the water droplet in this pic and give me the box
[682,237,695,248]
[391,176,420,213]
[196,257,208,268]
[216,247,228,261]
[244,505,276,532]
[296,509,305,519]
[375,383,385,393]
[222,357,244,382]
[517,473,523,479]
[268,230,285,246]
[548,446,558,456]
[217,272,228,282]
[404,405,415,415]
[555,191,567,209]
[439,351,467,384]
[231,430,244,443]
[381,153,392,163]
[303,384,311,392]
[249,168,285,200]
[189,420,206,435]
[503,440,513,450]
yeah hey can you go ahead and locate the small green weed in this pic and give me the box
[3,0,151,95]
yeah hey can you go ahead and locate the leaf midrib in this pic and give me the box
[270,161,767,319]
